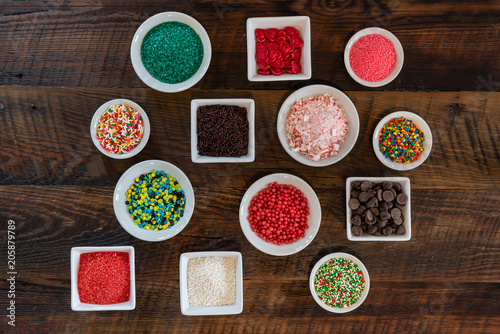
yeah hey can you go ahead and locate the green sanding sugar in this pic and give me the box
[141,21,204,84]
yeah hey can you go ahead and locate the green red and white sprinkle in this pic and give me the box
[378,116,425,163]
[314,257,365,308]
[96,104,144,154]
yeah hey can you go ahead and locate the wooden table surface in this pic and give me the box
[1,1,499,333]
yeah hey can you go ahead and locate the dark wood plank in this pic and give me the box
[0,1,499,91]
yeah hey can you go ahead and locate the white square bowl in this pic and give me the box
[191,99,255,163]
[346,177,411,241]
[247,16,311,81]
[71,246,136,311]
[179,251,243,316]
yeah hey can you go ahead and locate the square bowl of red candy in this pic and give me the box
[191,98,255,163]
[247,16,311,81]
[346,177,411,241]
[71,246,136,311]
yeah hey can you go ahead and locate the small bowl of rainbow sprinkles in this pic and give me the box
[309,252,370,313]
[90,99,150,159]
[372,111,433,171]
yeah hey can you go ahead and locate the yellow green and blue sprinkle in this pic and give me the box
[379,116,425,163]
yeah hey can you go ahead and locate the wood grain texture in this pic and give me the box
[1,0,500,333]
[0,1,499,91]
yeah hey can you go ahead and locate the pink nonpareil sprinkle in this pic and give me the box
[285,94,348,161]
[349,34,396,82]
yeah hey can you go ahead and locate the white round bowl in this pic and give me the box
[90,99,150,159]
[309,252,370,313]
[113,160,195,242]
[277,84,360,167]
[239,173,322,256]
[372,111,433,171]
[130,12,212,93]
[344,27,404,87]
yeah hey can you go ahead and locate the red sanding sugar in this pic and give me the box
[349,34,396,82]
[77,252,130,305]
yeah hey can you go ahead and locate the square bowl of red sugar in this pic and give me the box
[71,246,136,311]
[247,16,311,81]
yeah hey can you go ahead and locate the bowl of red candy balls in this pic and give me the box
[239,173,322,256]
[247,16,312,81]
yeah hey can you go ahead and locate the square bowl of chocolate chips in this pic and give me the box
[346,177,411,241]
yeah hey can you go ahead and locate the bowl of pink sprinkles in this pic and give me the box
[344,27,404,87]
[277,84,360,167]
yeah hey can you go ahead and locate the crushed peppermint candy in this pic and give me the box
[285,94,349,161]
[96,104,144,154]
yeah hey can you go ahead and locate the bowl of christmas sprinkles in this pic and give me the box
[309,252,370,313]
[130,12,211,92]
[239,173,322,256]
[191,99,255,163]
[179,251,243,316]
[372,111,433,171]
[344,27,404,87]
[113,160,195,242]
[90,99,150,159]
[71,246,136,311]
[277,84,360,167]
[247,16,312,81]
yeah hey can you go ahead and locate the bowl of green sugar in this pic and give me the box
[131,12,212,93]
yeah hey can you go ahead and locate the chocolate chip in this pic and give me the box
[393,217,403,225]
[360,181,372,192]
[366,197,378,208]
[393,182,402,192]
[391,208,402,219]
[379,210,390,220]
[376,219,387,228]
[396,193,408,205]
[351,225,363,236]
[351,190,360,199]
[377,188,383,201]
[367,226,378,235]
[349,198,360,210]
[387,201,394,209]
[390,188,397,199]
[367,189,377,198]
[365,209,374,221]
[379,201,389,211]
[370,207,379,216]
[358,192,371,203]
[351,181,362,189]
[396,225,406,235]
[351,215,362,226]
[353,205,366,215]
[373,229,382,236]
[383,181,393,190]
[383,190,395,202]
[383,226,394,236]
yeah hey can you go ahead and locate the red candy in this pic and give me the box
[248,182,309,245]
[254,27,303,76]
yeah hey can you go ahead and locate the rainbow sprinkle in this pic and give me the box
[314,258,365,308]
[96,104,144,154]
[379,117,425,163]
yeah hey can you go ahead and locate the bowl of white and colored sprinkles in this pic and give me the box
[179,251,243,316]
[277,84,359,167]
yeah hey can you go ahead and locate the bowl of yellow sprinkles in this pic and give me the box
[91,99,150,159]
[309,252,370,313]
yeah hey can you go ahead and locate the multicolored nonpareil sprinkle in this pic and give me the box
[314,257,365,308]
[379,117,425,163]
[126,170,186,231]
[96,104,144,154]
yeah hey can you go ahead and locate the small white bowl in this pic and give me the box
[113,160,195,242]
[179,251,243,316]
[191,99,255,163]
[344,27,404,87]
[309,252,370,313]
[346,177,411,241]
[372,111,433,171]
[90,99,150,159]
[277,84,360,167]
[130,12,212,92]
[239,173,322,256]
[247,16,311,81]
[71,246,135,311]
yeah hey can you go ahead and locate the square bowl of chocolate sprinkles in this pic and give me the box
[191,99,255,163]
[346,177,411,241]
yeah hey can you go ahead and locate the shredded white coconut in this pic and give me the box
[187,257,236,307]
[285,94,349,161]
